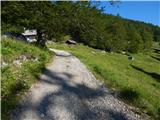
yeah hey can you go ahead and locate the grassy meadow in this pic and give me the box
[47,43,160,119]
[1,38,53,120]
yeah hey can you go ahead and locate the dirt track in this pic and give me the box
[11,49,147,120]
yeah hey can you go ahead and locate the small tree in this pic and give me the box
[105,20,128,52]
[141,29,153,51]
[128,29,143,53]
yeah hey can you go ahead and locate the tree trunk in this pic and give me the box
[37,29,46,47]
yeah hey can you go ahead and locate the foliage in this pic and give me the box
[127,28,143,53]
[1,1,160,51]
[63,35,72,42]
[1,38,53,120]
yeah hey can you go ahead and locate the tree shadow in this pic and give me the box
[118,88,139,103]
[153,48,160,54]
[12,68,128,120]
[35,92,128,120]
[131,65,160,82]
[39,68,105,99]
[151,56,160,61]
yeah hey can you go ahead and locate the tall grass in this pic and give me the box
[1,38,53,120]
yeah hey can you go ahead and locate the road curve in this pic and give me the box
[11,49,147,120]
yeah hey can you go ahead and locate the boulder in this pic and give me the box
[13,60,22,66]
[91,51,96,54]
[128,56,134,61]
[65,40,77,45]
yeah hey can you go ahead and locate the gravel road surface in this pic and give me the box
[11,49,148,120]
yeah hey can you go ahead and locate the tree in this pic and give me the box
[105,20,128,51]
[1,1,27,33]
[127,28,143,53]
[154,27,160,42]
[1,1,55,47]
[141,29,153,51]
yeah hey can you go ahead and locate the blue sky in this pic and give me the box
[99,1,160,26]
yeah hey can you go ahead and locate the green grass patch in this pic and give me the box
[1,37,53,120]
[48,43,160,119]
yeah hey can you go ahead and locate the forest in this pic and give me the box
[1,1,160,53]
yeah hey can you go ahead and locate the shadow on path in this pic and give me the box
[12,68,128,120]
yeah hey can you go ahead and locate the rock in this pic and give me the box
[101,50,106,53]
[65,40,77,45]
[13,60,22,66]
[121,51,126,54]
[32,57,38,62]
[128,56,134,61]
[91,51,96,54]
[1,61,8,68]
[40,113,44,118]
[47,41,55,44]
[19,55,27,61]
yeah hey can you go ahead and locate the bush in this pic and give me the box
[63,35,72,41]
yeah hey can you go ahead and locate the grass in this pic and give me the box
[47,43,160,119]
[1,37,53,120]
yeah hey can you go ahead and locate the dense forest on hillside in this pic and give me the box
[1,1,160,53]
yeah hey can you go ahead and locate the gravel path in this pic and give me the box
[11,49,148,120]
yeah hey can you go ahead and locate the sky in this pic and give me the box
[99,1,160,26]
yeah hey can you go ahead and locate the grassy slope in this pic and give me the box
[1,38,53,120]
[48,43,160,119]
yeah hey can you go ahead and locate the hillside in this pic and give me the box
[48,43,160,119]
[1,37,53,120]
[2,1,160,53]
